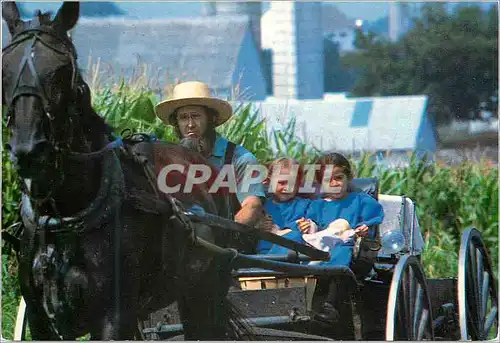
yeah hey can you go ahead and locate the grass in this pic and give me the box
[2,72,498,339]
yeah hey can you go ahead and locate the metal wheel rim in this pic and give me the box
[386,255,435,341]
[458,228,498,341]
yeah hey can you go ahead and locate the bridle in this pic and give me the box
[2,25,79,129]
[3,24,125,155]
[2,24,121,207]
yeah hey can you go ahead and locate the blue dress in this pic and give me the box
[256,196,312,254]
[305,192,385,266]
[307,192,384,236]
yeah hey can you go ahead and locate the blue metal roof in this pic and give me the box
[2,16,251,94]
[235,95,436,153]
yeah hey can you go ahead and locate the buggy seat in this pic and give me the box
[235,177,428,284]
[237,178,383,281]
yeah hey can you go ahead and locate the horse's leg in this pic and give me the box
[176,223,236,340]
[19,250,60,340]
[23,298,61,340]
[90,309,136,340]
[178,268,232,340]
[91,247,141,339]
[19,283,65,340]
[118,309,141,339]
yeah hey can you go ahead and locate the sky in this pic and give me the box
[16,1,497,23]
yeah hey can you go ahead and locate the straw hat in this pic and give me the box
[155,81,233,126]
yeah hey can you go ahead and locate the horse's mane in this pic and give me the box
[76,76,115,138]
[88,109,115,138]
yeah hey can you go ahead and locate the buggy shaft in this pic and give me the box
[184,211,330,261]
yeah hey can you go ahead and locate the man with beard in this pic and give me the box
[155,81,268,252]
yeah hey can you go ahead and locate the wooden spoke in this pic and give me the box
[458,228,498,341]
[386,255,434,341]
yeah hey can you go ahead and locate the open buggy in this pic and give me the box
[137,177,498,341]
[10,179,499,341]
[1,2,497,340]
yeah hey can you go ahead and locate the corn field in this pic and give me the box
[2,78,498,340]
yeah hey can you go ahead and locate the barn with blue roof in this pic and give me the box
[237,95,437,165]
[2,15,268,101]
[68,17,268,101]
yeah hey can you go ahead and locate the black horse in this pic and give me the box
[2,1,254,340]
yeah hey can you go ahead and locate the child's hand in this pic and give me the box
[296,218,318,234]
[296,217,310,233]
[354,224,369,237]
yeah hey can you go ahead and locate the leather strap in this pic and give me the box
[223,141,241,216]
[222,140,256,253]
[224,141,236,166]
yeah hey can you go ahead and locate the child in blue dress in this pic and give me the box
[298,152,384,327]
[295,153,384,263]
[256,157,315,254]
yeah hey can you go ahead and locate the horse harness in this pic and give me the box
[223,141,241,218]
[3,22,242,248]
[2,23,100,211]
[2,24,196,337]
[221,141,260,254]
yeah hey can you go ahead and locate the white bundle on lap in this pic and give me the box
[302,219,356,261]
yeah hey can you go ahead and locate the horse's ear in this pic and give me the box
[2,1,22,36]
[53,1,79,32]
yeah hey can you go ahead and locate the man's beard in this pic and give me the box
[179,136,212,157]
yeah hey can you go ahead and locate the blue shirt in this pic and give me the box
[264,197,312,232]
[258,192,384,267]
[306,192,384,239]
[257,196,312,253]
[208,134,266,205]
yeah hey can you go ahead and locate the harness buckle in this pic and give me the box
[166,197,195,236]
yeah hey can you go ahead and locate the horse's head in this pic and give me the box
[2,2,83,193]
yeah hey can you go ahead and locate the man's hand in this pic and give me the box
[354,224,369,237]
[256,214,277,232]
[234,195,264,228]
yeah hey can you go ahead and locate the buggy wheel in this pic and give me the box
[458,228,498,341]
[386,255,434,341]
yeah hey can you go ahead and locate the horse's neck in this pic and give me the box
[52,112,112,216]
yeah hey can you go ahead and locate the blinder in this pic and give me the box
[2,27,79,126]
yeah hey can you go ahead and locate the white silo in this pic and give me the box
[214,2,262,52]
[270,1,324,99]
